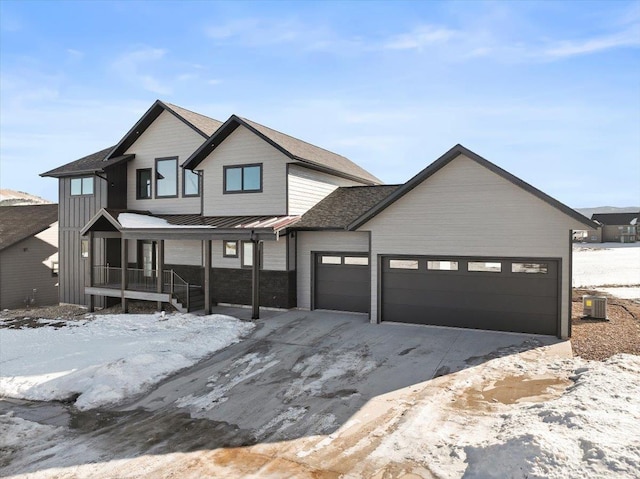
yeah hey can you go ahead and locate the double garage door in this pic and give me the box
[314,253,559,335]
[381,256,559,335]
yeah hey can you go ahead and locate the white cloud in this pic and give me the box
[111,47,171,95]
[384,25,458,50]
[66,49,84,60]
[543,25,640,58]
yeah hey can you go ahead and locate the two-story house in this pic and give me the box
[42,100,596,339]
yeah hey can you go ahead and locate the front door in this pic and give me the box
[139,241,156,278]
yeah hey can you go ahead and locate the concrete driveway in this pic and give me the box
[123,308,561,445]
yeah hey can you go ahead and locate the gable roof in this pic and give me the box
[591,212,639,225]
[106,100,223,159]
[293,185,401,230]
[40,146,133,178]
[0,204,58,252]
[348,144,598,230]
[183,115,381,185]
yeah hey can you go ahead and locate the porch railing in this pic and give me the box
[92,266,191,308]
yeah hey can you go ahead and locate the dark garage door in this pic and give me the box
[381,256,559,335]
[314,253,370,313]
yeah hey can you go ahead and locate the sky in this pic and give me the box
[1,0,639,208]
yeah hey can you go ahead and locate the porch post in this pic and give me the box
[121,237,129,313]
[157,240,164,311]
[251,238,261,320]
[86,231,94,312]
[204,239,212,315]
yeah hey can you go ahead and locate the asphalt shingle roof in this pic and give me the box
[0,204,58,252]
[591,212,640,225]
[40,146,119,178]
[163,102,223,136]
[240,117,382,185]
[293,185,401,230]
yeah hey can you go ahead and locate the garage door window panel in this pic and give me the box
[389,259,419,270]
[468,261,502,272]
[427,260,459,271]
[344,256,368,265]
[512,262,548,274]
[321,256,342,265]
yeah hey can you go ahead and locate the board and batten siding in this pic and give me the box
[0,223,59,309]
[58,175,107,306]
[359,154,586,337]
[200,126,288,216]
[287,164,362,216]
[296,231,370,310]
[126,110,205,214]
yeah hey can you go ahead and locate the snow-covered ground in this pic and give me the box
[0,313,254,410]
[573,243,640,300]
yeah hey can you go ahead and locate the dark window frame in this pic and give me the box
[154,157,179,199]
[70,176,94,196]
[81,239,89,259]
[136,168,152,199]
[51,260,59,277]
[223,240,238,258]
[182,168,201,198]
[223,163,263,194]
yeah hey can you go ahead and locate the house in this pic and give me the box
[591,212,638,243]
[0,204,59,309]
[41,100,597,338]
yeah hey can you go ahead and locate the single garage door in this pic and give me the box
[314,253,370,313]
[381,256,559,335]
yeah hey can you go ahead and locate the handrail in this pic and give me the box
[169,270,190,309]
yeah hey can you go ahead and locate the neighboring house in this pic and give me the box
[590,212,638,243]
[0,204,59,309]
[41,100,596,339]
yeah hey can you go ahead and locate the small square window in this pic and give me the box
[81,239,89,258]
[223,240,238,258]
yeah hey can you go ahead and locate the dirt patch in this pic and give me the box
[571,288,640,361]
[453,375,570,411]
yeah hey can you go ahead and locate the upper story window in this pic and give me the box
[70,177,94,196]
[155,157,178,198]
[183,169,201,197]
[224,164,262,194]
[136,169,152,199]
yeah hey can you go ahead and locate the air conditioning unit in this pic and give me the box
[582,295,608,320]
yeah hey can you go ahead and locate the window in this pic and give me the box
[224,164,262,193]
[51,261,59,277]
[321,256,342,265]
[70,177,94,196]
[81,239,89,258]
[427,260,459,271]
[183,169,201,197]
[389,259,419,269]
[344,256,369,265]
[223,240,238,258]
[155,157,178,197]
[468,261,501,272]
[136,169,152,199]
[241,241,261,268]
[512,262,548,274]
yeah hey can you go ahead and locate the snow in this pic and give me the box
[370,351,640,479]
[573,243,640,300]
[0,313,254,410]
[117,213,211,229]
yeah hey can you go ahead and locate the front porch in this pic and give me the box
[82,209,299,318]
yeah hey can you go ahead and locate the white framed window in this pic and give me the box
[71,177,94,196]
[241,241,262,268]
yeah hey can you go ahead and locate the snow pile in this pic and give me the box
[372,352,640,479]
[0,313,254,410]
[573,244,640,300]
[118,213,211,229]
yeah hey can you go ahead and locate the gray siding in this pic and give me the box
[296,231,370,310]
[201,126,289,216]
[58,175,107,306]
[287,164,362,216]
[0,223,59,309]
[358,154,587,338]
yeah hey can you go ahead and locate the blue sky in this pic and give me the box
[1,0,638,207]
